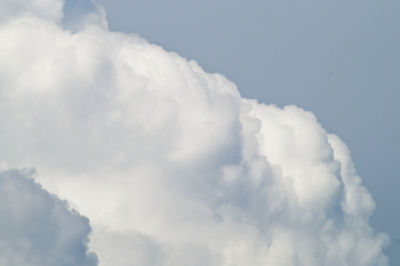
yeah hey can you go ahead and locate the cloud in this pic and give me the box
[0,0,390,265]
[0,0,106,30]
[0,167,98,266]
[62,0,107,32]
[0,0,63,23]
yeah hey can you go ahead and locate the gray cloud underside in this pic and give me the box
[0,168,97,266]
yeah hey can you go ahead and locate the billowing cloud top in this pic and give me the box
[0,0,389,265]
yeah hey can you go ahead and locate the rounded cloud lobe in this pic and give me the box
[0,0,390,265]
[0,168,98,266]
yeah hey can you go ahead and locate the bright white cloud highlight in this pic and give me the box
[0,0,390,265]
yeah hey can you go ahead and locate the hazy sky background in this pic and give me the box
[97,0,399,263]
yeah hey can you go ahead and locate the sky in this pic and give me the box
[0,0,397,265]
[97,0,400,263]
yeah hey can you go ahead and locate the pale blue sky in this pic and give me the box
[97,0,399,263]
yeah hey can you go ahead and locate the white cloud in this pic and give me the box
[0,168,98,266]
[0,0,63,24]
[0,0,390,265]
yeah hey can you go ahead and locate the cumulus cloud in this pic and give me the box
[0,167,97,266]
[0,0,390,265]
